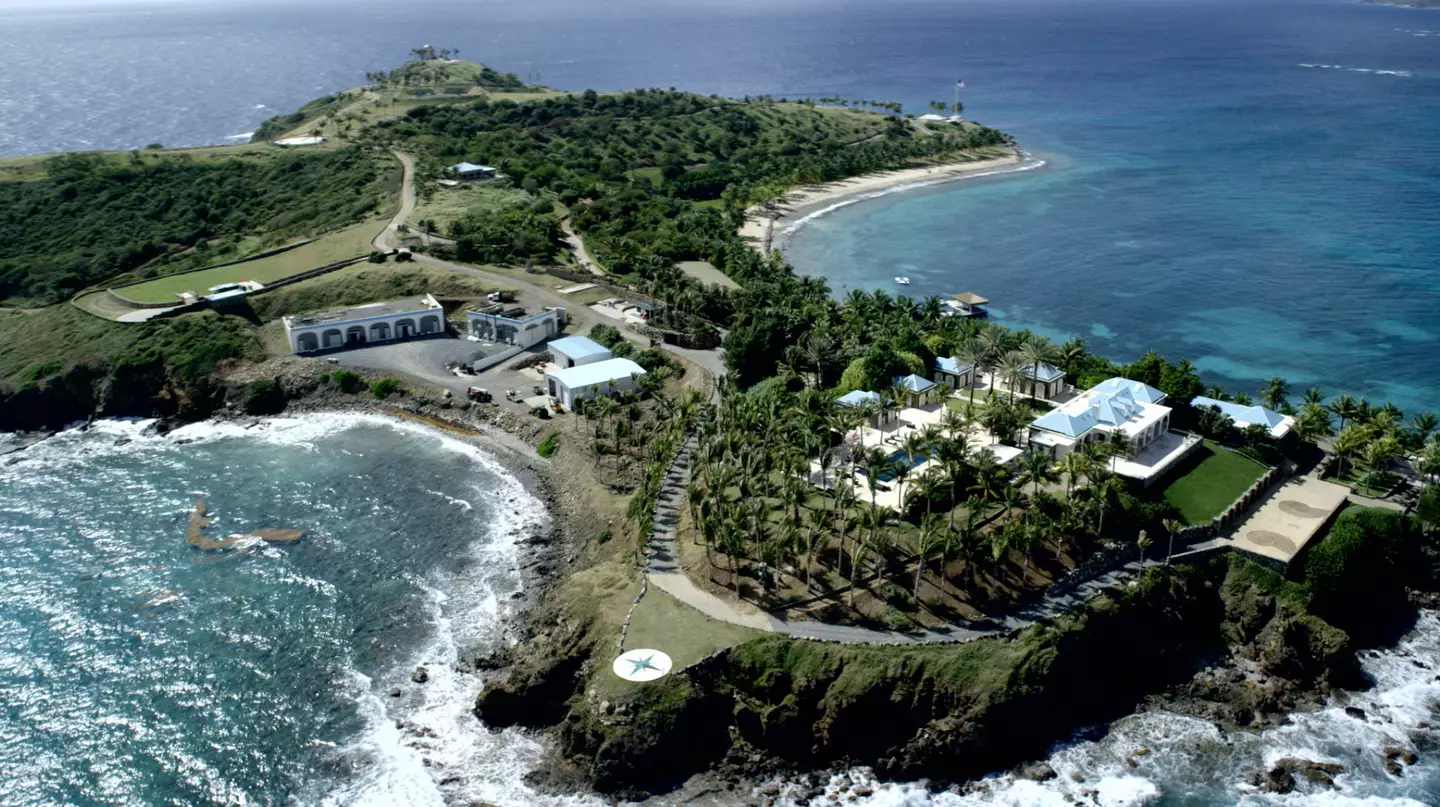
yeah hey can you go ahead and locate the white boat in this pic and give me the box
[894,276,911,285]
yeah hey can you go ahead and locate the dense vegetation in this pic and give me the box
[383,89,1008,275]
[0,147,395,305]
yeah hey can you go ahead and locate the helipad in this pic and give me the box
[612,648,672,682]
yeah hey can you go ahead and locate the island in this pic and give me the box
[2,51,1439,802]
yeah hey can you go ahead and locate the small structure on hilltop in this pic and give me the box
[284,294,444,353]
[273,136,326,147]
[446,162,497,182]
[944,292,990,318]
[546,358,646,410]
[548,335,612,369]
[465,304,566,349]
[1190,396,1295,439]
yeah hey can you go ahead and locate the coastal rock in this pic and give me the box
[1254,765,1296,794]
[411,666,429,684]
[1383,746,1418,765]
[1016,761,1057,781]
[1346,706,1368,721]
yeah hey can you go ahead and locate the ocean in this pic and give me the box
[2,0,1439,803]
[2,418,1438,806]
[2,0,1437,409]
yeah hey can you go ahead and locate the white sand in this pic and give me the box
[740,152,1025,255]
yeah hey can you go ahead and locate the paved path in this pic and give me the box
[373,150,417,252]
[639,431,1163,645]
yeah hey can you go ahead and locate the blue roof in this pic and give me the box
[935,356,973,375]
[1088,390,1143,427]
[1032,406,1098,438]
[837,390,882,408]
[546,358,646,389]
[549,335,612,360]
[893,373,935,393]
[1191,397,1288,430]
[1022,362,1065,383]
[1091,377,1166,404]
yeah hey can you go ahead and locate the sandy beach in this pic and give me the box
[740,150,1028,255]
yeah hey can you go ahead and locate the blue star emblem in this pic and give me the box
[627,654,661,675]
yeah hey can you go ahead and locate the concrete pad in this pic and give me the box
[1219,476,1350,565]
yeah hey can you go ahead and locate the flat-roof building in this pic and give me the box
[546,358,647,410]
[466,305,566,349]
[548,335,613,368]
[284,294,445,353]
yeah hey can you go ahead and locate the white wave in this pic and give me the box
[426,489,474,512]
[775,612,1440,806]
[224,131,254,139]
[774,156,1047,251]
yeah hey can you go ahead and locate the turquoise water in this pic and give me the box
[783,0,1440,412]
[0,415,561,807]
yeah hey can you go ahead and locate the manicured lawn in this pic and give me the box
[677,260,741,290]
[594,587,762,698]
[1159,441,1267,524]
[113,221,380,303]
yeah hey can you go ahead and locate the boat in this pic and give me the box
[894,276,911,285]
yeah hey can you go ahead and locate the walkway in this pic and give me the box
[372,150,417,252]
[560,218,606,276]
[640,433,1163,645]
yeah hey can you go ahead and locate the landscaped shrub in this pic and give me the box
[1304,506,1417,636]
[536,433,560,458]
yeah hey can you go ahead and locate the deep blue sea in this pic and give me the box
[2,1,1440,804]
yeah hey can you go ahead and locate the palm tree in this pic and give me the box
[860,446,889,513]
[1019,337,1061,399]
[915,513,941,602]
[997,350,1027,403]
[979,327,1009,392]
[805,505,827,591]
[910,468,945,520]
[1259,376,1290,412]
[848,540,869,608]
[833,481,856,574]
[1162,518,1184,565]
[957,339,989,406]
[1294,402,1334,444]
[1411,411,1439,445]
[1302,386,1326,408]
[1333,422,1370,480]
[1103,431,1133,473]
[935,520,959,600]
[1060,451,1088,500]
[1092,474,1125,537]
[1136,529,1153,566]
[1328,393,1361,434]
[1019,449,1058,501]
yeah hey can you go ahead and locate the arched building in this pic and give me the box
[284,294,446,354]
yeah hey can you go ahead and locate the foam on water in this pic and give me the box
[771,613,1440,806]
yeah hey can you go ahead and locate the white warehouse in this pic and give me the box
[548,335,612,368]
[284,294,445,353]
[466,306,567,349]
[546,358,647,410]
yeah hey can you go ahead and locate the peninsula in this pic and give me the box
[2,52,1438,804]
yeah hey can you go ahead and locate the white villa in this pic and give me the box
[1029,377,1199,484]
[892,373,937,407]
[447,162,497,181]
[466,306,567,349]
[1018,362,1067,400]
[1191,396,1294,439]
[548,335,612,369]
[836,390,895,428]
[546,358,647,410]
[284,294,445,353]
[933,356,977,390]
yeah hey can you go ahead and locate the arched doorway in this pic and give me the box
[345,326,367,346]
[395,319,416,338]
[297,332,319,352]
[419,315,441,334]
[322,329,343,349]
[370,322,391,341]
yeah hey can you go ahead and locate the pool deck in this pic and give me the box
[1214,475,1351,565]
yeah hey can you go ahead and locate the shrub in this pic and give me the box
[536,433,560,458]
[244,378,286,415]
[529,405,551,419]
[395,250,414,263]
[1304,506,1416,633]
[588,323,623,348]
[330,370,365,394]
[367,251,387,264]
[370,378,401,399]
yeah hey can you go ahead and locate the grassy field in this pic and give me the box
[677,260,741,290]
[247,263,501,323]
[0,306,138,385]
[595,587,762,700]
[0,142,291,183]
[1160,441,1267,524]
[411,183,539,232]
[113,221,381,304]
